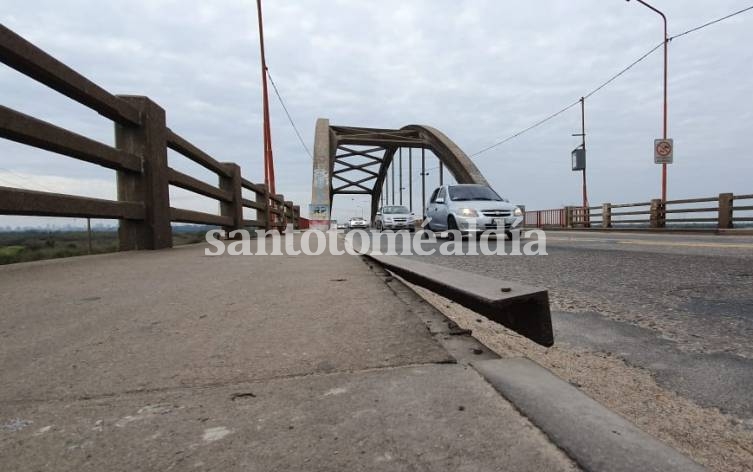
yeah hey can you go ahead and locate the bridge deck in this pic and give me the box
[0,236,574,471]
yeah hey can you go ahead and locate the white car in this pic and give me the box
[374,205,417,232]
[348,217,369,229]
[425,184,523,239]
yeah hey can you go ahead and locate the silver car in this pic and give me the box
[425,184,523,239]
[348,217,369,229]
[374,205,418,232]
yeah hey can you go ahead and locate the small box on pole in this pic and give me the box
[571,147,586,171]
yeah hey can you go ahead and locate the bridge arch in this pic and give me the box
[309,118,488,229]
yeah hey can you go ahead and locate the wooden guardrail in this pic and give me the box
[0,24,302,250]
[525,193,753,230]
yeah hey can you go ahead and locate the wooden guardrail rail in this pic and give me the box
[0,24,302,250]
[525,193,753,231]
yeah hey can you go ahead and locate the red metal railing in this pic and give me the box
[524,208,566,228]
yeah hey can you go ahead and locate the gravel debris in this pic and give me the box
[412,284,753,472]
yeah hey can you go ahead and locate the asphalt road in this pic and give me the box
[367,229,753,421]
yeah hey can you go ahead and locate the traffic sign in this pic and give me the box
[654,138,673,164]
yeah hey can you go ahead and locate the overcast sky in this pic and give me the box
[1,0,752,227]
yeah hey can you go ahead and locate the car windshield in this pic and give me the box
[448,185,503,201]
[383,206,410,214]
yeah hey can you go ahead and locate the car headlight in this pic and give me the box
[384,217,393,222]
[457,208,478,217]
[513,207,523,217]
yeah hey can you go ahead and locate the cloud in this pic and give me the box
[1,0,752,227]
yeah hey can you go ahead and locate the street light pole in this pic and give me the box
[571,97,589,227]
[628,0,668,201]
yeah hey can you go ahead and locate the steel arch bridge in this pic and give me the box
[309,118,488,228]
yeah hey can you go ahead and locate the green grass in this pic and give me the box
[0,228,212,265]
[0,245,25,257]
[173,232,208,246]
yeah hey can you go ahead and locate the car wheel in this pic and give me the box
[475,232,483,241]
[447,216,460,240]
[376,222,382,232]
[505,230,512,240]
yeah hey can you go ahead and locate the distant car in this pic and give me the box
[348,217,368,229]
[374,205,417,232]
[425,184,523,239]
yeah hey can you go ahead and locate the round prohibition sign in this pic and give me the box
[656,140,672,157]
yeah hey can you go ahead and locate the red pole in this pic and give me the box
[631,0,668,201]
[256,0,276,227]
[662,20,668,202]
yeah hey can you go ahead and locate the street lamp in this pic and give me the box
[627,0,669,202]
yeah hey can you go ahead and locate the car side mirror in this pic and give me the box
[435,197,445,204]
[376,212,381,216]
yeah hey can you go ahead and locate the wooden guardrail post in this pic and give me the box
[658,200,666,228]
[602,203,612,228]
[275,194,285,229]
[584,207,591,228]
[650,199,665,228]
[284,200,294,229]
[564,206,574,228]
[114,96,172,250]
[293,205,300,229]
[220,163,243,235]
[718,193,734,229]
[256,183,269,230]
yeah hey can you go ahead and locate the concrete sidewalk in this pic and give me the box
[0,236,577,471]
